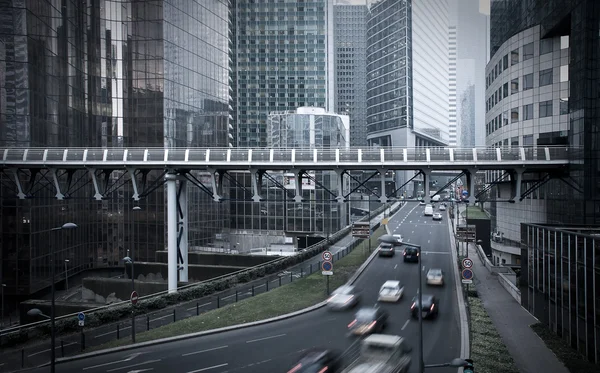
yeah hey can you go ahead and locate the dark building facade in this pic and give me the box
[0,1,231,301]
[521,223,600,363]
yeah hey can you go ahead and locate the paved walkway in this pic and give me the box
[455,205,569,373]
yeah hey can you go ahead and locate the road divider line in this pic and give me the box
[94,326,131,339]
[83,353,144,370]
[106,359,161,372]
[187,363,229,373]
[186,302,211,311]
[394,264,398,269]
[28,342,78,357]
[401,319,410,331]
[222,291,252,300]
[246,333,286,344]
[182,345,228,357]
[422,265,425,271]
[150,314,171,323]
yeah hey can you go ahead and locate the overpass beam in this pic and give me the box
[421,169,431,203]
[464,168,478,205]
[178,179,188,282]
[335,170,346,203]
[379,168,388,203]
[250,169,264,202]
[509,169,524,202]
[165,172,178,293]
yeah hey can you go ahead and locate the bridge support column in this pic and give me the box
[250,169,264,202]
[335,170,346,203]
[509,169,524,202]
[178,179,188,283]
[379,169,388,203]
[165,172,178,293]
[465,168,478,205]
[291,169,304,203]
[208,169,224,202]
[421,170,431,203]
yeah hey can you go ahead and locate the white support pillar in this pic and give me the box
[466,168,478,205]
[379,168,388,203]
[250,169,263,202]
[89,169,103,201]
[178,180,189,283]
[50,169,65,200]
[510,169,524,202]
[335,169,345,203]
[292,169,303,203]
[422,170,430,203]
[166,173,178,293]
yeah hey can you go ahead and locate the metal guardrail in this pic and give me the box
[0,202,396,340]
[0,146,578,170]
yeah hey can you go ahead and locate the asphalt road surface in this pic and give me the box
[22,202,460,373]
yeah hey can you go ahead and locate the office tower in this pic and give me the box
[448,25,458,146]
[230,0,336,148]
[334,2,368,147]
[486,0,600,362]
[0,1,231,300]
[366,0,450,196]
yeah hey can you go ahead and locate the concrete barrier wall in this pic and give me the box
[154,251,274,267]
[498,273,521,303]
[19,300,102,325]
[475,244,511,274]
[82,278,176,304]
[127,262,245,282]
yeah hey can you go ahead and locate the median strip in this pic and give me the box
[87,226,386,352]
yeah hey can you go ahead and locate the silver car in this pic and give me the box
[426,268,444,286]
[432,212,443,221]
[327,285,360,310]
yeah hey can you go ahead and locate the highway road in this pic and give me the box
[23,202,460,373]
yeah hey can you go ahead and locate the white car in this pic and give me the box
[419,200,426,205]
[327,285,360,310]
[426,268,444,286]
[439,205,446,211]
[378,280,404,302]
[432,212,443,221]
[393,234,403,244]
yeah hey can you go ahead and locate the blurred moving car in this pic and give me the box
[403,246,420,263]
[327,285,360,310]
[378,280,404,302]
[378,242,395,257]
[439,205,446,211]
[348,306,388,336]
[287,348,341,373]
[393,234,403,244]
[340,334,412,373]
[432,212,443,221]
[426,268,444,286]
[410,294,439,319]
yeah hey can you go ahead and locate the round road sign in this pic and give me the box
[462,258,473,269]
[462,268,474,281]
[322,251,333,261]
[462,190,469,197]
[130,291,139,305]
[77,312,85,321]
[322,261,333,272]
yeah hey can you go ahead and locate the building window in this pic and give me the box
[523,134,534,146]
[539,68,553,86]
[511,78,519,94]
[540,39,553,55]
[560,35,569,49]
[511,48,519,65]
[503,110,509,126]
[523,42,534,60]
[503,54,508,70]
[559,98,568,114]
[511,136,519,146]
[539,100,553,117]
[511,107,519,123]
[560,65,569,82]
[503,83,508,98]
[524,104,534,120]
[523,73,534,90]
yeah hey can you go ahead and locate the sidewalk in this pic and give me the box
[455,205,569,373]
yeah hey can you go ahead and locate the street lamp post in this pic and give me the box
[1,283,6,328]
[64,259,70,292]
[123,255,136,343]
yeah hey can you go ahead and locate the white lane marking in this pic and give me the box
[106,359,161,372]
[150,314,171,323]
[411,231,414,234]
[427,240,430,244]
[83,353,144,370]
[94,326,131,339]
[394,264,398,269]
[246,333,286,343]
[187,302,212,311]
[222,291,252,300]
[401,320,410,331]
[127,369,153,373]
[422,265,425,271]
[422,251,450,255]
[187,363,229,373]
[182,345,229,357]
[406,238,411,242]
[28,342,78,357]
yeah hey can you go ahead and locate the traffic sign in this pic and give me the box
[322,261,333,272]
[130,291,139,305]
[352,222,371,238]
[462,258,473,269]
[461,279,473,284]
[322,271,333,276]
[77,312,85,321]
[462,268,474,281]
[322,251,333,261]
[462,190,469,197]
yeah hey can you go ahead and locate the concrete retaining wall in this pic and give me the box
[475,244,521,303]
[19,300,102,325]
[126,262,245,283]
[498,273,521,303]
[82,278,177,304]
[154,251,274,267]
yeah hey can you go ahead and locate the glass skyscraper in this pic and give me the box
[0,1,231,300]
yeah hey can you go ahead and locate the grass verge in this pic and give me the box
[530,323,599,373]
[89,227,386,352]
[469,294,518,373]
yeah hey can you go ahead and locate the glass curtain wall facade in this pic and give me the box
[231,0,332,148]
[521,223,600,363]
[0,0,231,299]
[334,4,368,147]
